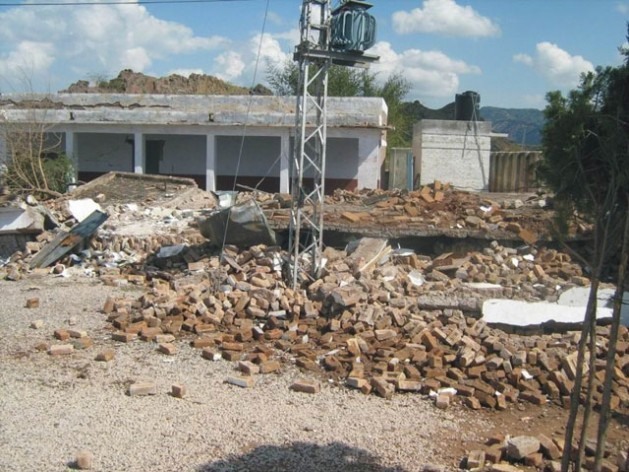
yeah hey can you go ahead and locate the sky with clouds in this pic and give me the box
[0,0,627,109]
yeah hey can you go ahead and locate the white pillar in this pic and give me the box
[0,133,7,166]
[280,130,290,193]
[205,134,216,192]
[133,132,144,174]
[65,131,78,180]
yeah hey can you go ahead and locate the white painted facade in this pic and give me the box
[412,119,494,191]
[0,94,388,193]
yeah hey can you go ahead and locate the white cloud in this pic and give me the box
[250,34,292,64]
[0,41,55,78]
[617,2,629,14]
[369,41,481,99]
[513,53,533,67]
[214,51,246,81]
[392,0,500,37]
[514,42,594,87]
[0,1,226,86]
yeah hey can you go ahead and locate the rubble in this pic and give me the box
[1,181,627,418]
[75,450,94,470]
[463,432,629,472]
[86,236,629,414]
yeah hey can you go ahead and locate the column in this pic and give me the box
[133,132,144,174]
[279,130,290,193]
[205,134,216,192]
[65,131,78,181]
[0,134,7,166]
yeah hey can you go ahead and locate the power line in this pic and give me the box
[0,0,252,6]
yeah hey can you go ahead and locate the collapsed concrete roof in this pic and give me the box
[0,93,388,128]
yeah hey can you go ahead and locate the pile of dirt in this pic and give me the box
[60,69,272,96]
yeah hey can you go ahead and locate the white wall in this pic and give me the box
[39,123,385,190]
[77,133,133,173]
[216,135,281,177]
[0,134,7,166]
[145,134,205,175]
[414,120,492,191]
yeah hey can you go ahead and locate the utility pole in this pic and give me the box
[288,0,378,288]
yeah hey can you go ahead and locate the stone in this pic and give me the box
[25,298,40,308]
[54,329,70,340]
[490,463,522,472]
[202,348,222,361]
[467,450,486,469]
[506,436,541,460]
[158,343,177,355]
[538,433,561,460]
[259,360,281,374]
[68,329,88,338]
[435,393,450,409]
[75,450,94,470]
[95,349,115,362]
[112,332,136,343]
[290,379,321,394]
[524,453,543,468]
[128,381,157,396]
[171,384,186,398]
[226,376,255,388]
[30,320,44,329]
[238,361,260,375]
[371,377,394,399]
[48,344,74,356]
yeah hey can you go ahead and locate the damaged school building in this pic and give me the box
[0,93,388,193]
[0,91,540,194]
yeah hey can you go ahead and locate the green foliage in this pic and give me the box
[265,60,412,147]
[539,27,629,236]
[42,153,73,193]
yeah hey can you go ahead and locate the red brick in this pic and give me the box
[290,379,321,394]
[171,384,186,398]
[95,349,115,362]
[48,344,74,356]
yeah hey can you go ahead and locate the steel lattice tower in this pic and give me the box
[288,0,378,288]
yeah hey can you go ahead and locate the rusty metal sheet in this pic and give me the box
[29,210,108,269]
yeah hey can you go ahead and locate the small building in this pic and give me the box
[412,119,498,192]
[0,93,388,193]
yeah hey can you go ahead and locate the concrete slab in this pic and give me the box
[482,298,613,329]
[0,206,44,234]
[558,287,629,326]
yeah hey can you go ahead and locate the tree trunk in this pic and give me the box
[594,205,629,471]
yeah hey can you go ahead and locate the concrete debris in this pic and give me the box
[464,432,629,472]
[75,450,94,470]
[92,236,629,413]
[0,206,44,234]
[199,198,276,248]
[127,380,157,396]
[1,185,627,420]
[506,436,540,460]
[29,210,108,268]
[67,199,104,223]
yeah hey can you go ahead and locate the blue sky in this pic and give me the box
[0,0,627,109]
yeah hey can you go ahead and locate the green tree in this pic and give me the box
[266,59,411,148]
[539,26,629,472]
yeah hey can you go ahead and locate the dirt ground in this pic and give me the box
[0,275,627,472]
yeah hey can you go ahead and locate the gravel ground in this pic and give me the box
[0,275,487,472]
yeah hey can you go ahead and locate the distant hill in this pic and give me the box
[480,106,544,147]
